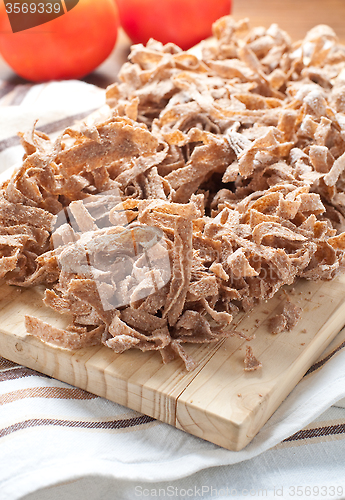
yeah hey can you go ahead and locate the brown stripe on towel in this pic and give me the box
[0,366,50,382]
[0,414,156,438]
[0,387,97,405]
[9,84,34,106]
[305,341,345,376]
[0,357,18,370]
[0,82,17,100]
[283,422,345,442]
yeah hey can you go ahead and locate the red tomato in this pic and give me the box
[0,0,119,82]
[115,0,232,50]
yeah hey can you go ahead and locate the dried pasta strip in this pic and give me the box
[43,289,72,315]
[201,298,233,326]
[269,313,287,334]
[0,197,56,231]
[244,346,262,371]
[170,340,196,372]
[0,249,20,278]
[188,276,219,299]
[283,300,302,330]
[25,316,103,349]
[68,201,98,232]
[121,307,167,331]
[227,248,258,278]
[252,223,306,245]
[163,217,193,326]
[324,152,345,186]
[68,278,113,324]
[105,334,140,353]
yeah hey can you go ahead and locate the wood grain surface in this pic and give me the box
[1,274,345,450]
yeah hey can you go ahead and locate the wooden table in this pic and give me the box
[0,0,345,88]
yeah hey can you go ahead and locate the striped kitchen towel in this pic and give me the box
[1,80,345,500]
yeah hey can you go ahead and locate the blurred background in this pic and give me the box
[233,0,345,42]
[0,0,345,88]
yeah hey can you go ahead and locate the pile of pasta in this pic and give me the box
[2,16,345,370]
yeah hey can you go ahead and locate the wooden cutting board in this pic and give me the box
[1,273,345,451]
